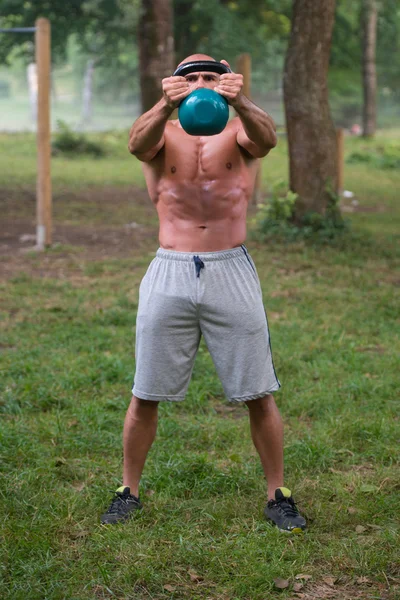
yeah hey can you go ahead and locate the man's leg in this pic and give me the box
[246,394,307,532]
[122,395,159,498]
[245,394,284,500]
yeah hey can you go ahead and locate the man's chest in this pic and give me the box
[163,122,246,178]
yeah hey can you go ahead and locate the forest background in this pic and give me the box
[0,0,399,132]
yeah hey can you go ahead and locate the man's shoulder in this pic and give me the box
[166,119,180,130]
[164,119,184,139]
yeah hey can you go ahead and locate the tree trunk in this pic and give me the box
[362,0,377,137]
[82,58,96,126]
[138,0,175,113]
[283,0,338,221]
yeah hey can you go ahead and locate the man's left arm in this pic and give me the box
[215,60,277,158]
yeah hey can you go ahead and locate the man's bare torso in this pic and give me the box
[141,117,259,252]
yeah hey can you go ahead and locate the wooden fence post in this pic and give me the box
[236,53,261,206]
[236,53,251,98]
[35,17,52,249]
[336,128,344,196]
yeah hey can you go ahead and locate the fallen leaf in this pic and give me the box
[295,574,312,581]
[322,576,337,587]
[366,523,382,530]
[274,578,289,589]
[71,482,85,492]
[145,489,155,497]
[360,483,378,494]
[293,582,304,592]
[347,507,357,514]
[355,345,385,353]
[188,570,203,582]
[356,525,367,534]
[378,477,391,491]
[70,530,90,539]
[163,584,175,592]
[356,576,370,585]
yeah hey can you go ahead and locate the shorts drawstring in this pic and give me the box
[193,256,205,278]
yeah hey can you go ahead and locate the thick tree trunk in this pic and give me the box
[283,0,338,221]
[138,0,175,113]
[362,0,377,137]
[173,0,193,64]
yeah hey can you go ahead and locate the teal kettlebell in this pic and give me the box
[178,88,229,136]
[173,60,231,136]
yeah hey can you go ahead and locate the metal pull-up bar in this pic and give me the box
[1,18,51,249]
[0,28,37,32]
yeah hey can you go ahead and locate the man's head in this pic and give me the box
[176,54,219,90]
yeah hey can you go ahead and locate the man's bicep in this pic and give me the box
[132,136,165,162]
[236,127,271,159]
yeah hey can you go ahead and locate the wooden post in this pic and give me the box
[236,53,251,98]
[236,53,260,206]
[35,18,52,249]
[336,128,344,196]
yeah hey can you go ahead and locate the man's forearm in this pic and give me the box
[128,97,174,155]
[233,95,277,149]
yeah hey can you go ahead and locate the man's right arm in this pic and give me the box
[128,76,190,162]
[128,98,173,161]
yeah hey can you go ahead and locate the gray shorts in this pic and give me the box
[132,245,281,403]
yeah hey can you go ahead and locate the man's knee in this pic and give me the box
[128,395,159,420]
[245,393,275,414]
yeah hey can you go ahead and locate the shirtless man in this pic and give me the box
[101,54,306,533]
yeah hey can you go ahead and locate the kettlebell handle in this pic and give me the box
[173,61,231,78]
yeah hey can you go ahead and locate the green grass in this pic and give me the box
[0,130,399,599]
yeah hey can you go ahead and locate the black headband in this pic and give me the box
[173,60,231,77]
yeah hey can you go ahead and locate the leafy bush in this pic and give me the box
[52,120,105,158]
[250,180,349,244]
[347,145,400,170]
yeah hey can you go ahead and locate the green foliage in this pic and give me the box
[173,0,292,93]
[258,180,298,221]
[331,0,400,102]
[0,0,139,64]
[347,144,400,170]
[251,180,348,244]
[329,68,362,126]
[331,0,361,70]
[1,0,400,128]
[52,120,105,157]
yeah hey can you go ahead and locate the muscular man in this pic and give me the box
[101,54,306,533]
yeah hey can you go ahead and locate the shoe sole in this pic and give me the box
[265,515,306,534]
[279,526,305,534]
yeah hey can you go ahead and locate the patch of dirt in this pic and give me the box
[0,186,159,280]
[213,403,247,419]
[290,579,396,600]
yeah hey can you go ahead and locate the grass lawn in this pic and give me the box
[0,130,399,600]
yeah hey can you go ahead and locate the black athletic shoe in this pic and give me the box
[101,486,143,525]
[264,487,306,533]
